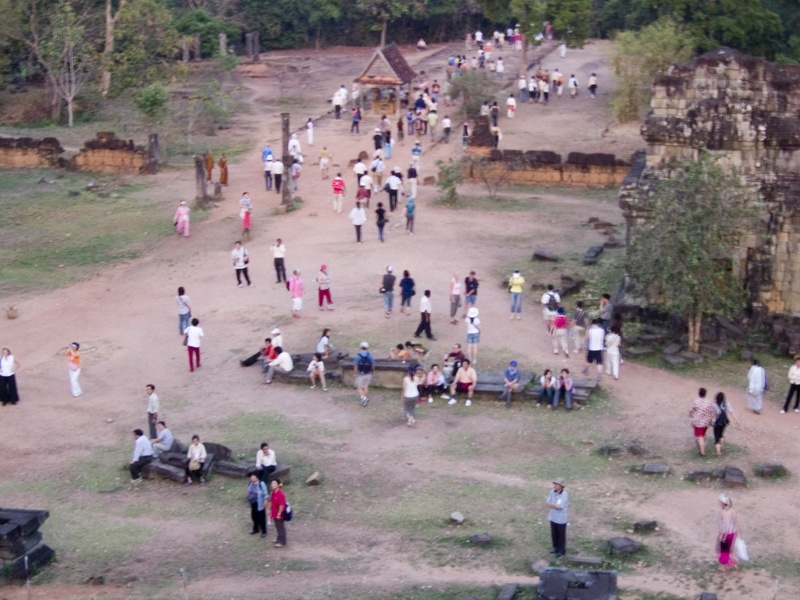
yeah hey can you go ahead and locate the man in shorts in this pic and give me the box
[448,358,477,407]
[584,319,605,381]
[541,284,560,332]
[462,271,479,317]
[354,342,375,406]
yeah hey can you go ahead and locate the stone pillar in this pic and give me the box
[193,34,201,60]
[219,33,227,56]
[245,33,254,59]
[194,154,208,202]
[252,32,260,61]
[281,112,291,205]
[147,134,159,172]
[182,38,190,63]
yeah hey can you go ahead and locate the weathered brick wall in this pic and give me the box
[620,47,800,316]
[0,137,64,168]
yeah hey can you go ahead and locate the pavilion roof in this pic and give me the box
[355,43,416,86]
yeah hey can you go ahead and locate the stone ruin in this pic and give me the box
[620,47,800,326]
[0,131,158,175]
[0,508,55,580]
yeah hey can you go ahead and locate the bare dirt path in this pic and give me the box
[2,41,799,600]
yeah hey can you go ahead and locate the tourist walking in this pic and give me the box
[306,118,314,146]
[185,435,207,486]
[319,146,331,179]
[348,201,367,244]
[231,241,252,287]
[247,473,268,537]
[405,196,415,234]
[583,320,605,381]
[463,271,478,316]
[402,366,422,426]
[129,429,154,484]
[64,342,81,397]
[272,157,284,193]
[508,269,525,319]
[465,307,480,364]
[173,200,190,237]
[745,358,767,414]
[541,285,561,331]
[546,478,569,558]
[449,273,462,325]
[354,341,375,406]
[551,307,570,357]
[239,192,252,239]
[407,163,418,198]
[604,324,622,379]
[414,290,436,341]
[288,269,304,318]
[176,287,191,335]
[386,169,402,211]
[717,495,740,571]
[588,73,598,97]
[375,202,388,242]
[0,347,20,406]
[781,355,800,413]
[399,269,414,316]
[381,266,396,317]
[184,318,203,372]
[270,479,288,547]
[570,301,588,354]
[264,155,273,190]
[331,173,346,213]
[316,264,333,311]
[270,239,287,283]
[689,388,715,456]
[145,384,159,439]
[506,94,516,118]
[713,392,740,456]
[204,150,214,181]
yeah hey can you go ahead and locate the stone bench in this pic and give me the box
[143,453,216,482]
[340,358,420,389]
[524,377,598,405]
[471,370,535,395]
[214,461,291,483]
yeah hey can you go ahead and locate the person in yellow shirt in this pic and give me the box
[508,269,525,320]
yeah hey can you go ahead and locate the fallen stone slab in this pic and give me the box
[141,460,185,483]
[643,464,670,475]
[699,342,729,359]
[539,568,617,600]
[306,471,321,486]
[469,533,492,545]
[662,354,687,367]
[532,248,559,262]
[633,520,657,533]
[214,460,251,478]
[625,346,655,356]
[592,221,613,230]
[627,443,647,456]
[450,511,465,524]
[723,465,746,488]
[686,470,713,482]
[677,351,704,363]
[567,554,604,565]
[583,246,604,265]
[497,583,518,600]
[753,464,789,478]
[699,594,718,600]
[594,445,623,457]
[608,536,643,556]
[663,343,682,355]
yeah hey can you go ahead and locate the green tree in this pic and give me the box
[355,0,414,47]
[627,151,760,352]
[447,71,497,119]
[610,18,695,122]
[549,0,592,47]
[39,1,96,126]
[307,0,342,49]
[134,81,170,126]
[174,8,240,57]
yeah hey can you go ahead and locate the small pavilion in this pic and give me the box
[354,43,416,115]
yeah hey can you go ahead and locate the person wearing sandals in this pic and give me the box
[270,479,288,547]
[185,435,207,486]
[689,388,716,456]
[712,392,740,456]
[308,353,327,391]
[402,365,422,426]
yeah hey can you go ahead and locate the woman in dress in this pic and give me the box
[712,392,740,456]
[0,348,20,405]
[399,270,415,316]
[185,435,207,485]
[239,192,252,239]
[401,366,421,426]
[717,494,739,571]
[745,359,766,414]
[176,286,191,336]
[270,479,288,547]
[604,324,622,379]
[173,200,190,237]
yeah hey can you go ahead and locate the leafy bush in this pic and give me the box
[135,83,170,126]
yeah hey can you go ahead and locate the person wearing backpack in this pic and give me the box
[354,342,375,406]
[541,284,560,332]
[570,301,588,355]
[712,392,740,456]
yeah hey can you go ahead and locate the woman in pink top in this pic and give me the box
[288,269,304,318]
[173,200,190,237]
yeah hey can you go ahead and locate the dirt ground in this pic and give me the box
[1,40,799,600]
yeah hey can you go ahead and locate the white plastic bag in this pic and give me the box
[734,537,749,561]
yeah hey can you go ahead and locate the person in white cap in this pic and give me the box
[353,342,375,406]
[270,328,283,349]
[465,307,481,364]
[288,133,302,160]
[546,478,569,558]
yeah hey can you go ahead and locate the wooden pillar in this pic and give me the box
[252,32,260,62]
[395,85,400,115]
[281,113,291,205]
[218,33,227,56]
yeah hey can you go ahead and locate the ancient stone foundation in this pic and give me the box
[0,508,55,579]
[0,132,157,175]
[620,47,800,317]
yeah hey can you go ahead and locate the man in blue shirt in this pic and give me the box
[547,477,569,558]
[151,421,174,457]
[129,429,154,483]
[354,342,375,406]
[261,144,273,162]
[500,360,521,408]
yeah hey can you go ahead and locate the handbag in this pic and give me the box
[283,502,293,522]
[733,537,749,561]
[189,459,201,471]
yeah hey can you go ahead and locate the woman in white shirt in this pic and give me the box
[231,241,252,288]
[604,325,622,380]
[184,318,204,372]
[185,435,208,485]
[175,286,192,336]
[402,365,422,427]
[316,328,331,359]
[465,307,481,364]
[307,352,327,391]
[0,347,20,405]
[449,273,462,325]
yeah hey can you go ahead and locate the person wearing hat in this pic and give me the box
[354,342,375,406]
[508,269,525,320]
[500,360,520,408]
[173,200,190,237]
[546,478,569,558]
[288,133,301,160]
[401,365,423,426]
[316,264,333,311]
[465,307,481,364]
[270,328,283,349]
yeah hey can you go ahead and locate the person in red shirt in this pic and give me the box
[551,307,570,357]
[331,173,346,214]
[269,479,288,547]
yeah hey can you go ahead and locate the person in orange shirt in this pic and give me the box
[64,342,81,397]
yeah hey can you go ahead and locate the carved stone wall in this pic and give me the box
[620,47,800,315]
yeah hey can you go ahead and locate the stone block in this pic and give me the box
[538,568,617,600]
[530,558,550,573]
[608,536,643,556]
[567,554,604,565]
[686,470,713,482]
[496,583,518,600]
[625,346,655,356]
[627,443,647,456]
[532,248,559,262]
[583,246,604,265]
[142,460,185,483]
[306,471,321,485]
[595,445,624,457]
[677,351,703,363]
[663,343,682,355]
[643,464,670,474]
[633,520,657,533]
[469,533,492,545]
[699,594,718,600]
[450,511,465,524]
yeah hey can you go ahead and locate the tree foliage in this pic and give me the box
[446,71,497,119]
[610,18,695,122]
[627,151,761,352]
[174,8,240,57]
[134,81,169,125]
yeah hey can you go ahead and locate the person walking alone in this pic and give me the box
[64,342,82,397]
[546,478,569,558]
[184,318,203,372]
[745,358,766,414]
[173,200,190,237]
[414,290,436,341]
[781,355,800,413]
[288,269,304,318]
[270,239,287,284]
[508,269,525,320]
[0,348,20,406]
[348,201,367,243]
[231,241,252,288]
[316,264,333,311]
[176,287,192,335]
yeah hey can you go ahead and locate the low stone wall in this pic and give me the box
[0,132,156,174]
[464,149,631,186]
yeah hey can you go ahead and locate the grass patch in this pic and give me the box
[435,194,542,211]
[619,592,686,600]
